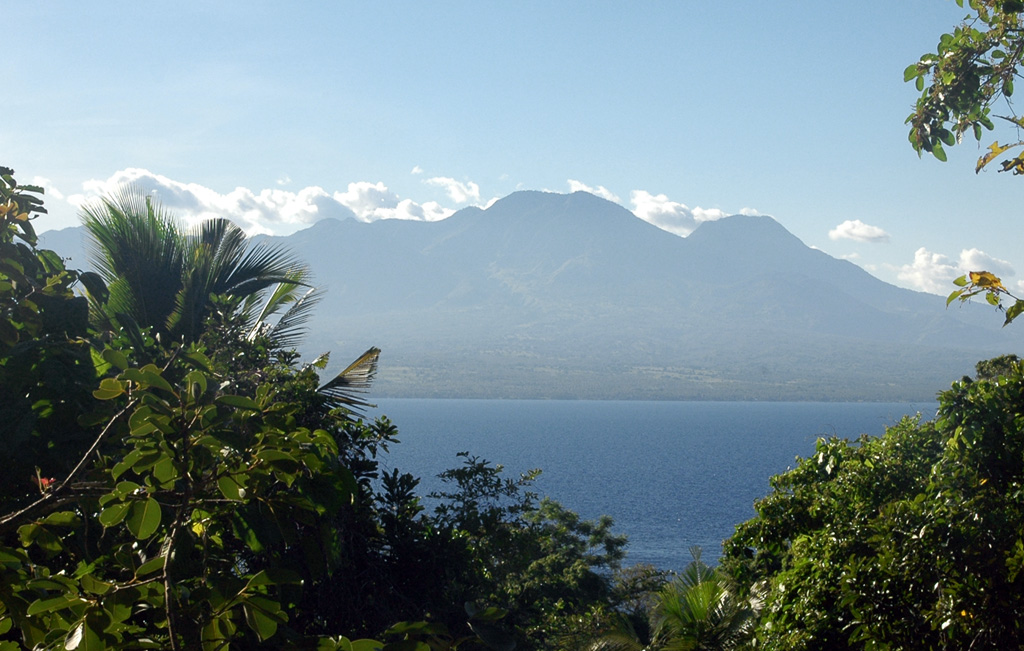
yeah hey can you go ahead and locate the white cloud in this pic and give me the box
[895,246,1015,295]
[959,248,1015,278]
[276,175,291,186]
[71,168,455,236]
[828,219,890,243]
[30,176,64,201]
[897,247,958,294]
[739,207,761,216]
[628,190,726,237]
[411,165,423,175]
[424,176,480,204]
[567,180,620,203]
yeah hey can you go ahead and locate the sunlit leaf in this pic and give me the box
[969,270,1004,289]
[126,498,162,539]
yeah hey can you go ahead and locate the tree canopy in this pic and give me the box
[722,356,1024,649]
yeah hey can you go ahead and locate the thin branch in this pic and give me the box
[0,398,138,531]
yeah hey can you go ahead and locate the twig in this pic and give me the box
[0,398,138,531]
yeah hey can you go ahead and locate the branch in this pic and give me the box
[0,398,137,532]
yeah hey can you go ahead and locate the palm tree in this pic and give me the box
[589,547,758,651]
[82,185,379,412]
[81,186,307,344]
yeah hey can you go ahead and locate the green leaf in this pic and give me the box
[256,449,298,464]
[93,377,125,400]
[101,347,129,371]
[185,370,208,398]
[183,350,213,371]
[385,621,448,637]
[64,620,104,651]
[79,575,113,596]
[99,503,131,528]
[1004,299,1024,325]
[243,601,280,642]
[114,481,141,498]
[953,274,968,287]
[151,455,177,485]
[932,141,948,162]
[126,498,162,539]
[135,556,165,577]
[903,63,919,82]
[218,475,246,501]
[42,511,81,527]
[216,394,263,411]
[245,568,302,589]
[121,367,175,394]
[27,594,82,616]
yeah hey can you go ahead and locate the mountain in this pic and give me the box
[41,191,1022,401]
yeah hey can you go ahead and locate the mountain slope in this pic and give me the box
[277,191,1018,400]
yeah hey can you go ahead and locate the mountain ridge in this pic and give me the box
[38,190,1019,400]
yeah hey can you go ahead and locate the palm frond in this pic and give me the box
[80,186,185,335]
[256,285,323,350]
[318,347,381,413]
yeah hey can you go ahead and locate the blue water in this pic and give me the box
[368,400,937,570]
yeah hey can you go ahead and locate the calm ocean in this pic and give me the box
[368,399,938,571]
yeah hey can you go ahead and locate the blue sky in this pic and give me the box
[6,1,1019,294]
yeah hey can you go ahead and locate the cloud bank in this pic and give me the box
[568,179,620,203]
[896,247,1016,295]
[628,190,727,237]
[58,169,759,253]
[69,169,454,236]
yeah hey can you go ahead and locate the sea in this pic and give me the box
[366,399,939,571]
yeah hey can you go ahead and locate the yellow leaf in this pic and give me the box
[976,140,1019,172]
[969,271,1004,290]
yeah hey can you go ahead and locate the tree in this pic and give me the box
[721,356,1024,649]
[0,168,106,509]
[81,186,312,344]
[905,1,1024,322]
[0,173,383,648]
[589,548,757,651]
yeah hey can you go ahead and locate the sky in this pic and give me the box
[5,1,1021,295]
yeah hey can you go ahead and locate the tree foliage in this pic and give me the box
[588,547,756,651]
[81,185,312,344]
[722,356,1024,649]
[905,1,1024,322]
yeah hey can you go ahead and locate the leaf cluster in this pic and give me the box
[905,0,1024,172]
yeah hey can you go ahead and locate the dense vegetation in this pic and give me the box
[721,354,1024,648]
